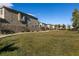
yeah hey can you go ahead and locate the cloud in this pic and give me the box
[0,3,13,8]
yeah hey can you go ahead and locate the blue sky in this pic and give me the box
[11,3,79,25]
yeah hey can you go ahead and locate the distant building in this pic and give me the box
[0,6,39,33]
[39,22,47,31]
[46,24,50,29]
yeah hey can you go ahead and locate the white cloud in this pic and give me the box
[0,3,13,8]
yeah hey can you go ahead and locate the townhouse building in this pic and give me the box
[0,6,39,33]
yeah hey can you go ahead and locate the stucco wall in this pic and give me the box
[4,8,21,25]
[27,17,39,31]
[0,7,39,33]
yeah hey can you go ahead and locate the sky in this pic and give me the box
[1,3,79,25]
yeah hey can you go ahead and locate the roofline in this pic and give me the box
[2,6,38,20]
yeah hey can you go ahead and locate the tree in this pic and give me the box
[67,25,71,30]
[54,24,58,30]
[58,24,61,30]
[62,24,66,30]
[72,9,79,31]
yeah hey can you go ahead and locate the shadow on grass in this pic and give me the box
[0,42,19,54]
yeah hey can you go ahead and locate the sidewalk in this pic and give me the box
[39,30,49,32]
[0,30,50,39]
[0,32,26,39]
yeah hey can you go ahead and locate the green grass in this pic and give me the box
[0,30,79,56]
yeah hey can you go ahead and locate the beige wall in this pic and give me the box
[0,7,39,32]
[27,17,39,31]
[4,8,21,25]
[0,8,27,32]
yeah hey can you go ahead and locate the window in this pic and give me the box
[0,8,3,15]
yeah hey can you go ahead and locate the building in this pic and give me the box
[39,22,47,31]
[51,25,55,30]
[46,24,53,30]
[0,6,39,33]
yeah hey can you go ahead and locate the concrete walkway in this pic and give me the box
[39,30,49,32]
[0,31,49,39]
[0,32,26,39]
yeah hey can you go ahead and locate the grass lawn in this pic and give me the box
[0,30,79,56]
